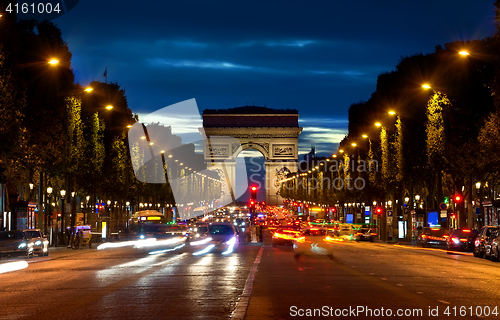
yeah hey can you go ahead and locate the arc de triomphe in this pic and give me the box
[200,106,303,206]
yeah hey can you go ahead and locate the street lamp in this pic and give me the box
[60,189,66,245]
[46,187,53,235]
[83,196,90,224]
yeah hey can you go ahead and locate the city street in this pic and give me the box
[1,233,500,319]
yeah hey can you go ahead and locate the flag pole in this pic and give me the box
[103,67,108,83]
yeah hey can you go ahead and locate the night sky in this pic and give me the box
[52,0,496,158]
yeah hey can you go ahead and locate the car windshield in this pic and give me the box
[25,231,42,238]
[198,226,208,234]
[209,225,234,235]
[424,228,448,236]
[452,230,478,238]
[485,228,498,237]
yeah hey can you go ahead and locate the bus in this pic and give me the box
[129,210,187,240]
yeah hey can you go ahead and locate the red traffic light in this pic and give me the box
[261,201,265,206]
[251,186,257,191]
[250,200,255,205]
[376,207,382,214]
[454,195,462,202]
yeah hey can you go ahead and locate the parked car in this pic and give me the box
[446,229,478,253]
[417,227,449,248]
[488,232,500,262]
[473,226,499,258]
[484,230,499,260]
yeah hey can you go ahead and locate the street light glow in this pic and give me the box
[458,50,470,56]
[375,122,381,127]
[339,149,344,153]
[351,143,357,147]
[48,59,59,65]
[105,105,113,110]
[84,87,93,92]
[422,84,431,89]
[362,134,368,138]
[388,110,396,115]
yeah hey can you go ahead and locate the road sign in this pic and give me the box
[440,210,447,218]
[475,207,481,215]
[387,210,393,217]
[439,202,447,210]
[474,198,481,207]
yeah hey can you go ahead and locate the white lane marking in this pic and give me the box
[381,278,387,280]
[396,284,403,287]
[231,247,264,320]
[417,292,424,294]
[369,273,375,275]
[438,300,450,304]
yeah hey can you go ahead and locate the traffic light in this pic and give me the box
[443,196,449,204]
[375,207,383,215]
[454,194,463,202]
[250,186,257,200]
[261,201,266,206]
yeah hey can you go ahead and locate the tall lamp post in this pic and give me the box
[29,183,34,228]
[60,189,66,246]
[126,201,130,229]
[85,196,90,225]
[46,187,53,239]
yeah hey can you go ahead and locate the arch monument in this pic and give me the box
[200,106,303,206]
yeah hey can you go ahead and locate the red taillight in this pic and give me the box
[356,232,363,235]
[460,238,468,242]
[463,229,471,233]
[370,233,378,236]
[421,235,427,239]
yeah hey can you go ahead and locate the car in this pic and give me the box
[417,227,449,248]
[22,229,49,257]
[484,230,499,260]
[0,230,35,259]
[293,229,335,259]
[192,222,239,255]
[272,226,302,247]
[488,232,500,262]
[473,226,499,258]
[355,228,377,242]
[446,229,478,253]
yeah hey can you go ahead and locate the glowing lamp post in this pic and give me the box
[60,189,66,245]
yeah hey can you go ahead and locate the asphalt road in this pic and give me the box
[1,234,500,320]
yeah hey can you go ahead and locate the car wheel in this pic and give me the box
[479,247,485,258]
[473,248,479,257]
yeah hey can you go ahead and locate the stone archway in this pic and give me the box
[200,106,302,206]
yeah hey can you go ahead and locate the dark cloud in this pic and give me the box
[54,0,496,119]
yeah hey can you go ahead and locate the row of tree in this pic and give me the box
[0,14,219,228]
[282,2,500,230]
